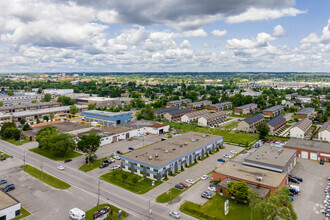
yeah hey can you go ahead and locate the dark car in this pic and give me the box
[289,188,299,195]
[64,159,72,163]
[175,184,184,190]
[288,177,300,184]
[320,160,325,165]
[2,184,15,192]
[104,158,115,164]
[128,147,134,151]
[99,163,109,169]
[210,182,219,188]
[217,158,225,162]
[0,178,7,185]
[117,150,123,155]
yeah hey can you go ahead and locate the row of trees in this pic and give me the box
[0,122,21,140]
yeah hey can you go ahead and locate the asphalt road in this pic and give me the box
[0,139,195,220]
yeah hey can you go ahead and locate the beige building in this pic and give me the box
[181,110,209,123]
[238,113,264,133]
[290,118,312,139]
[318,121,330,142]
[197,111,226,127]
[75,97,132,108]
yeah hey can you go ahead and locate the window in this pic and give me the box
[15,209,21,216]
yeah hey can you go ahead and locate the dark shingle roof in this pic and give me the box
[267,116,286,127]
[167,108,192,116]
[297,107,315,115]
[236,103,257,109]
[210,102,232,107]
[154,106,179,114]
[244,113,264,125]
[263,105,284,112]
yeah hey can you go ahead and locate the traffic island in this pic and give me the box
[85,204,127,220]
[29,148,82,161]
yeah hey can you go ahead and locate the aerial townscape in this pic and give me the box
[0,1,330,220]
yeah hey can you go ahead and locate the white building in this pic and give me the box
[290,118,312,139]
[318,121,330,142]
[43,89,74,96]
[181,110,209,123]
[0,191,21,219]
[198,112,226,127]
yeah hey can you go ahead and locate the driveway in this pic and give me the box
[291,159,330,220]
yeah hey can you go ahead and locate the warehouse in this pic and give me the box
[237,113,264,133]
[284,138,330,161]
[243,145,297,173]
[267,116,287,135]
[212,161,288,194]
[181,109,209,123]
[234,103,258,116]
[296,107,317,120]
[0,191,21,219]
[81,110,132,126]
[0,102,62,113]
[121,132,223,181]
[289,118,312,139]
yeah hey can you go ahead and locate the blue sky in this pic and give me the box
[0,0,329,73]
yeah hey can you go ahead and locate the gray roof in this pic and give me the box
[167,108,192,116]
[235,103,257,109]
[210,102,232,107]
[267,116,286,127]
[167,99,191,104]
[319,121,330,133]
[285,139,330,153]
[82,110,131,117]
[297,107,315,115]
[183,109,209,118]
[292,118,312,131]
[244,113,264,125]
[0,102,61,111]
[188,100,212,106]
[154,106,179,114]
[202,111,226,120]
[263,105,284,112]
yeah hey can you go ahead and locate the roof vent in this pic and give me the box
[192,139,195,142]
[184,142,188,146]
[173,148,176,151]
[148,156,152,160]
[205,134,209,136]
[196,138,199,141]
[165,149,169,153]
[202,134,206,138]
[257,176,263,182]
[180,144,183,148]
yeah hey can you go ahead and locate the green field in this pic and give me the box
[2,138,30,146]
[79,157,107,172]
[221,121,238,130]
[156,187,184,203]
[30,148,83,161]
[12,207,31,220]
[180,194,261,220]
[85,204,127,220]
[100,170,162,194]
[0,150,11,159]
[20,165,71,189]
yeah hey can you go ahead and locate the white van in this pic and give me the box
[290,185,300,192]
[69,208,85,220]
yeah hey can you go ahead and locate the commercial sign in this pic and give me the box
[224,199,229,216]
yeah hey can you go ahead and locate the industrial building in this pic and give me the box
[289,118,312,139]
[234,103,258,116]
[81,110,132,126]
[212,161,288,194]
[75,97,132,108]
[0,102,62,113]
[0,191,21,219]
[121,132,223,181]
[296,107,317,120]
[267,116,287,135]
[284,139,330,161]
[318,121,330,142]
[197,112,227,127]
[181,110,209,123]
[238,113,264,133]
[209,102,232,111]
[43,89,74,96]
[262,105,284,118]
[243,145,297,173]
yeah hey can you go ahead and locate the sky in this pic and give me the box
[0,0,329,73]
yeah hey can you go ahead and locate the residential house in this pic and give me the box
[154,106,179,118]
[237,113,264,133]
[267,116,287,135]
[187,100,212,109]
[198,111,227,127]
[318,121,330,142]
[181,110,209,123]
[209,102,233,111]
[262,105,284,118]
[234,103,258,116]
[163,108,193,121]
[166,99,191,107]
[296,107,317,120]
[289,118,312,139]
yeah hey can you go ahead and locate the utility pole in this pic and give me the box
[97,179,101,210]
[148,200,151,220]
[41,160,43,179]
[23,149,26,167]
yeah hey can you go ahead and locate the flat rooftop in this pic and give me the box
[214,161,287,188]
[82,110,130,117]
[123,132,222,167]
[220,178,270,198]
[23,122,91,136]
[285,138,330,153]
[243,145,296,169]
[77,97,118,101]
[121,120,159,129]
[0,191,19,210]
[263,105,283,112]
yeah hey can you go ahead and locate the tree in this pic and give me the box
[43,93,51,102]
[49,133,76,156]
[136,105,154,120]
[57,96,74,106]
[43,116,49,121]
[257,122,270,140]
[50,114,54,121]
[3,127,21,140]
[226,181,249,202]
[22,124,31,131]
[77,134,101,164]
[19,118,26,125]
[0,101,3,107]
[0,122,16,137]
[70,105,79,115]
[88,104,96,110]
[32,99,37,103]
[36,126,58,150]
[7,91,14,96]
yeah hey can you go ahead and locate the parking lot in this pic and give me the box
[291,159,330,220]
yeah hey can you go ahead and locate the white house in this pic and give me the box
[318,121,330,142]
[290,118,312,139]
[198,112,226,127]
[181,110,209,123]
[0,191,21,219]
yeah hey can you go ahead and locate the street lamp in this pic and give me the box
[97,179,102,210]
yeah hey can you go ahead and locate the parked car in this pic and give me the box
[186,179,194,184]
[201,191,212,199]
[223,154,231,159]
[104,158,115,164]
[208,187,216,192]
[99,163,109,169]
[179,182,188,188]
[0,178,7,185]
[289,188,299,195]
[288,177,300,184]
[57,166,65,171]
[328,177,330,181]
[201,175,208,180]
[113,155,121,160]
[116,150,123,155]
[2,184,15,192]
[128,147,134,151]
[175,184,184,190]
[217,158,225,162]
[169,211,180,219]
[320,160,325,165]
[230,150,237,154]
[64,159,72,163]
[112,165,120,170]
[209,182,219,188]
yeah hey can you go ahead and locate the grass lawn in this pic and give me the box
[227,114,249,118]
[85,204,127,220]
[2,138,30,146]
[156,188,183,203]
[0,150,11,159]
[163,122,258,146]
[221,121,238,130]
[30,147,83,161]
[12,207,31,220]
[100,169,162,194]
[180,194,261,220]
[79,157,107,172]
[20,165,71,189]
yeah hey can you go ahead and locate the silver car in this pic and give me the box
[169,211,180,219]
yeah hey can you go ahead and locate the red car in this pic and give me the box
[179,182,188,188]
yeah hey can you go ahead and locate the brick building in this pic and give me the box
[234,103,258,116]
[262,105,284,118]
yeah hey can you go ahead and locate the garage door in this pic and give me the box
[301,151,308,159]
[310,153,317,160]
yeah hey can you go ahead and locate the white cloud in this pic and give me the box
[273,25,286,37]
[226,32,275,49]
[226,7,306,24]
[180,40,191,49]
[301,19,330,44]
[211,29,227,38]
[176,29,208,37]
